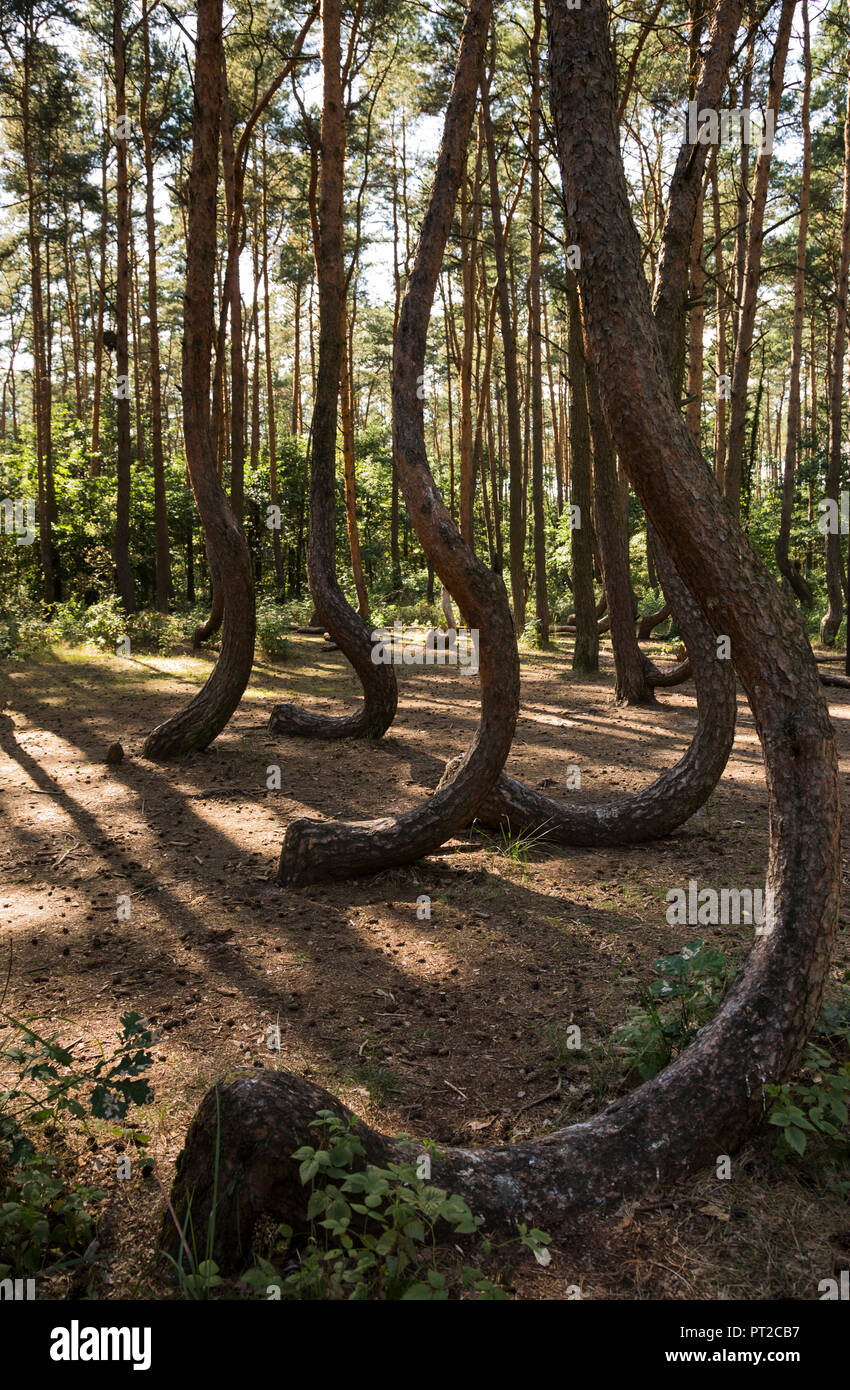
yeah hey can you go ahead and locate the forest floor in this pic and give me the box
[1,631,849,1301]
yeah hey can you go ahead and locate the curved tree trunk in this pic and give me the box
[193,542,225,648]
[638,601,670,640]
[277,0,520,886]
[471,0,746,832]
[143,0,255,762]
[269,0,395,741]
[169,0,838,1261]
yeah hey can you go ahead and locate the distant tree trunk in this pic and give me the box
[731,18,755,357]
[341,303,369,619]
[685,177,706,443]
[143,0,255,760]
[586,356,653,702]
[141,0,172,612]
[113,0,136,614]
[458,131,482,548]
[21,19,56,603]
[822,50,850,645]
[710,150,728,480]
[482,74,525,630]
[723,0,796,511]
[529,0,550,641]
[389,113,408,590]
[775,0,814,608]
[566,273,598,672]
[262,128,284,592]
[221,64,245,526]
[249,198,262,478]
[90,124,108,478]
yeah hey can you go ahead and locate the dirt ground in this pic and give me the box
[1,632,849,1300]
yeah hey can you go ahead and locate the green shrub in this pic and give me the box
[0,616,20,657]
[256,602,291,660]
[82,597,127,650]
[765,983,850,1159]
[0,1010,156,1277]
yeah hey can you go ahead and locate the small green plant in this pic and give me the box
[478,818,553,866]
[538,1022,581,1078]
[0,1010,156,1275]
[612,941,733,1081]
[765,984,850,1159]
[765,1051,850,1157]
[350,1057,401,1110]
[239,1110,551,1300]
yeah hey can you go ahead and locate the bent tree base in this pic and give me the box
[475,547,735,844]
[277,0,522,887]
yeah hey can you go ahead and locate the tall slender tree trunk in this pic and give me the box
[710,150,728,481]
[341,303,369,618]
[822,41,850,645]
[685,177,706,443]
[566,274,598,672]
[113,0,136,614]
[775,0,814,608]
[529,0,549,642]
[140,0,171,611]
[262,128,284,592]
[587,355,653,703]
[22,21,56,603]
[482,75,524,630]
[723,0,796,511]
